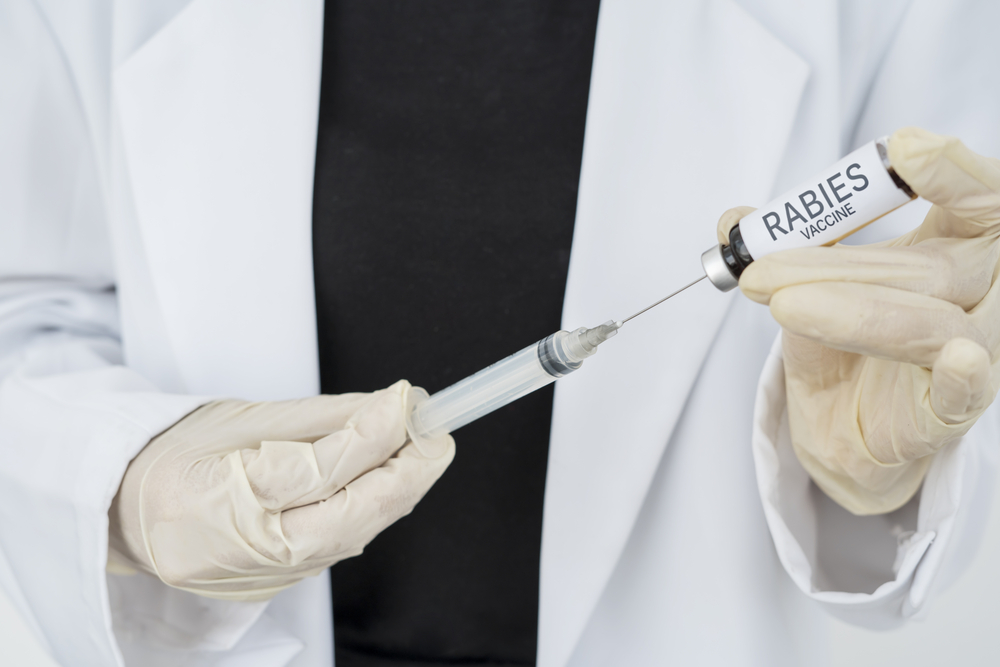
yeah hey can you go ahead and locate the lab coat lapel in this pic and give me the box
[539,2,809,665]
[112,0,324,400]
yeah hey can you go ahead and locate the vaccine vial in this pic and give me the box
[701,137,917,292]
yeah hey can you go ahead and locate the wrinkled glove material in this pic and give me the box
[109,380,454,601]
[723,127,1000,515]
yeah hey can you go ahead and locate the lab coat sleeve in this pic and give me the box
[0,6,224,663]
[1,3,317,665]
[0,280,215,665]
[752,334,999,629]
[750,0,1000,628]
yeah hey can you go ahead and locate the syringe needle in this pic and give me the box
[621,275,707,325]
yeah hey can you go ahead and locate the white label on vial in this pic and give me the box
[738,140,913,260]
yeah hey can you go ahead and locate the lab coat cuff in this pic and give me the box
[0,357,213,665]
[751,333,999,627]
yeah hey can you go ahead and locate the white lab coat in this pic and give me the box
[2,0,999,665]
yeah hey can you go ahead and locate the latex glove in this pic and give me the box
[108,380,453,600]
[720,127,1000,515]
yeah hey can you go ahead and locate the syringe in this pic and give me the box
[405,320,622,450]
[403,274,712,449]
[405,135,917,449]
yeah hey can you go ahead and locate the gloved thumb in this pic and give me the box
[888,127,1000,233]
[931,337,994,423]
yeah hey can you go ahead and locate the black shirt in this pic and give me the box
[312,2,600,664]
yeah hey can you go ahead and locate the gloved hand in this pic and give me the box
[108,380,454,600]
[719,127,1000,515]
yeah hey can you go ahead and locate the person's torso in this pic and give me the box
[311,2,600,664]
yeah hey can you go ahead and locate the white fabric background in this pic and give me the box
[4,482,1000,667]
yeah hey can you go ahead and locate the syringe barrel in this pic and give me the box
[406,340,559,443]
[405,323,618,447]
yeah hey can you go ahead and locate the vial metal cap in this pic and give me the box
[701,244,739,292]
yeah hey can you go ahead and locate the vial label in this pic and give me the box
[737,140,913,260]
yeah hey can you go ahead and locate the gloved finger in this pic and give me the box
[969,273,1000,356]
[930,337,994,424]
[769,282,987,368]
[716,206,757,245]
[780,328,858,385]
[171,393,377,460]
[278,437,456,564]
[889,127,1000,238]
[241,381,412,511]
[855,362,962,466]
[857,345,993,466]
[739,237,998,309]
